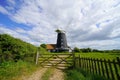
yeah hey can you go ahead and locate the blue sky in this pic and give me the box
[0,0,120,50]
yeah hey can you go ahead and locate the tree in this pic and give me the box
[40,44,46,49]
[80,48,92,53]
[86,48,92,52]
[74,47,80,52]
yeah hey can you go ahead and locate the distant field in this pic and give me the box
[75,52,120,60]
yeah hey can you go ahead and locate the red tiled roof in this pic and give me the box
[46,44,56,50]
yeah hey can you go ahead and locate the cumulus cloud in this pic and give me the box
[0,25,39,46]
[0,5,9,14]
[0,0,120,49]
[70,39,120,50]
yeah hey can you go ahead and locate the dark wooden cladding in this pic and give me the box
[74,57,120,80]
[56,33,68,48]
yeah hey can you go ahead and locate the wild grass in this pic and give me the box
[64,68,108,80]
[0,60,39,80]
[41,68,54,80]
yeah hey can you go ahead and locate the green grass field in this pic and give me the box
[75,52,120,60]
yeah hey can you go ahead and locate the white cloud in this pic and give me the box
[0,26,36,45]
[0,0,120,49]
[7,0,16,5]
[69,39,120,50]
[0,5,9,14]
[15,27,26,33]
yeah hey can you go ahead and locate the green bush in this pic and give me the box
[0,34,37,62]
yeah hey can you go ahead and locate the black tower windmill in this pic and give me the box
[55,29,70,52]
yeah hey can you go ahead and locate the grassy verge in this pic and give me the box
[0,60,39,80]
[41,68,54,80]
[64,68,108,80]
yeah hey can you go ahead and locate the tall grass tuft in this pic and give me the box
[0,60,38,80]
[64,68,108,80]
[41,68,54,80]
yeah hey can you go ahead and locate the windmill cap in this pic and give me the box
[55,29,65,33]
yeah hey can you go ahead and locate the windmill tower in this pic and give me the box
[46,19,73,52]
[55,29,69,52]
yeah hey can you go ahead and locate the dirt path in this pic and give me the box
[21,67,65,80]
[49,68,64,80]
[22,68,47,80]
[21,54,69,80]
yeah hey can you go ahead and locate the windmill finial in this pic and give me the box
[55,29,61,33]
[55,29,65,33]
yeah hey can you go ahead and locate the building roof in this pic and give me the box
[46,44,56,50]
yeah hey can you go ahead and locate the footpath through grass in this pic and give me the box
[0,60,39,80]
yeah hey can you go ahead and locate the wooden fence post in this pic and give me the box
[116,57,120,67]
[91,58,94,74]
[72,51,75,68]
[97,59,101,75]
[113,57,120,80]
[100,59,105,77]
[89,58,92,73]
[104,59,110,79]
[116,57,120,80]
[79,54,81,67]
[36,51,39,65]
[108,59,115,80]
[83,58,85,70]
[86,58,89,71]
[94,58,97,74]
